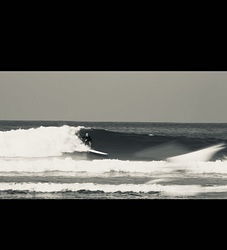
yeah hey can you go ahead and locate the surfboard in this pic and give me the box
[88,149,108,155]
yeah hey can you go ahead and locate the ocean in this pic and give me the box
[0,120,227,199]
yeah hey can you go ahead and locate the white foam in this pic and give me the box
[0,157,227,175]
[0,125,88,157]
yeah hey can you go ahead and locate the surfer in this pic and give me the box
[84,133,92,147]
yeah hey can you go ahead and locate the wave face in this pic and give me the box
[78,128,227,161]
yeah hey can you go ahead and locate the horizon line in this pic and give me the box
[0,119,227,124]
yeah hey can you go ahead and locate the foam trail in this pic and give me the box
[0,158,168,173]
[167,143,226,163]
[0,125,88,157]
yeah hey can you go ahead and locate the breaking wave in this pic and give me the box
[0,125,88,157]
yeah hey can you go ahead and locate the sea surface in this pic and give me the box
[0,120,227,199]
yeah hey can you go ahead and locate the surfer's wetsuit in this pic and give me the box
[84,134,92,147]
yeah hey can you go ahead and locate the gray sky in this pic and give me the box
[0,71,226,122]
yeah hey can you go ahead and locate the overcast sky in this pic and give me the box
[0,71,226,122]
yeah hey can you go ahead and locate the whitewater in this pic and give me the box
[0,125,88,157]
[0,121,227,199]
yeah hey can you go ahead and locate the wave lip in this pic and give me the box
[0,125,88,157]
